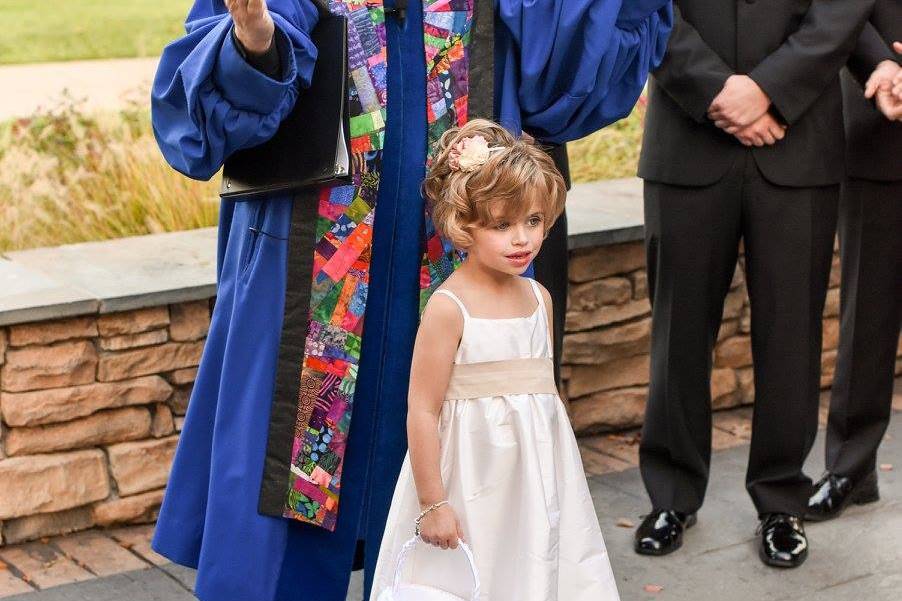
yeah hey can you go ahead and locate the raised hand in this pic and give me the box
[227,0,275,54]
[709,75,771,133]
[733,112,786,147]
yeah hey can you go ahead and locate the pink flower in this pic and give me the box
[449,135,492,172]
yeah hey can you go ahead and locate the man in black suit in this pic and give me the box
[633,0,875,568]
[806,2,902,522]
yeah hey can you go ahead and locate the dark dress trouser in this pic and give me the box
[533,144,571,386]
[639,151,839,517]
[826,178,902,479]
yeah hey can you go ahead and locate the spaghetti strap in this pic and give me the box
[528,279,554,355]
[527,278,545,314]
[433,289,470,320]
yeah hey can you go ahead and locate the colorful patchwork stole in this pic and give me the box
[419,0,474,311]
[265,0,476,531]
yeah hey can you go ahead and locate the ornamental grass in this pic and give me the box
[568,96,646,183]
[0,96,644,253]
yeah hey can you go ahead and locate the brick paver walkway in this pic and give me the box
[0,525,179,598]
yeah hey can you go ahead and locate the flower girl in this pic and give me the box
[372,119,621,601]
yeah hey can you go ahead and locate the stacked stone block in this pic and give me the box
[562,240,901,436]
[0,301,210,545]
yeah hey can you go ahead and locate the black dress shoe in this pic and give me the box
[806,471,879,522]
[634,510,697,556]
[758,513,808,568]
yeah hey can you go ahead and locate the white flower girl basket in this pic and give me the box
[376,536,480,601]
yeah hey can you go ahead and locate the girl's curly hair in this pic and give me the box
[422,119,567,250]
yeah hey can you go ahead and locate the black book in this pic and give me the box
[221,9,350,198]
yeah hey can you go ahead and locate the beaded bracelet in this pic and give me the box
[414,500,449,536]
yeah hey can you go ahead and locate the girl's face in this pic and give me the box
[466,199,546,276]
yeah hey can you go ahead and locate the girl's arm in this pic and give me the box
[406,294,465,549]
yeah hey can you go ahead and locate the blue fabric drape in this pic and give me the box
[495,0,672,142]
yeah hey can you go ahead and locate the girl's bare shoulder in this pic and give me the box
[421,289,464,332]
[531,279,553,310]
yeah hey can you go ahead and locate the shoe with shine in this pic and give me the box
[634,510,697,556]
[806,471,879,522]
[758,513,808,568]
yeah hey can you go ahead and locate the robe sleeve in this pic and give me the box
[151,0,319,180]
[495,0,673,144]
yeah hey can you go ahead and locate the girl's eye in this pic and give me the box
[495,222,509,231]
[528,216,542,227]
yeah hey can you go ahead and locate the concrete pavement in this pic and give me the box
[593,416,901,601]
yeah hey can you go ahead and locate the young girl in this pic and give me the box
[372,120,620,601]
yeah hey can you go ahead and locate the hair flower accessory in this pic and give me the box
[449,135,504,172]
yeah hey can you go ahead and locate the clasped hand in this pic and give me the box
[892,43,902,109]
[708,75,784,147]
[227,0,275,54]
[867,43,902,122]
[708,75,771,133]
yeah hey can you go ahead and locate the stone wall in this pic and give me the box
[0,301,210,545]
[1,238,900,546]
[561,240,902,435]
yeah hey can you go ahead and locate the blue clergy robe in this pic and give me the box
[149,1,671,600]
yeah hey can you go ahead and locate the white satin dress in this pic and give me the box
[372,279,620,601]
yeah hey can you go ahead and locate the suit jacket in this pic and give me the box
[639,0,875,188]
[843,0,902,182]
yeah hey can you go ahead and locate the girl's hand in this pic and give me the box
[419,505,465,550]
[227,0,275,54]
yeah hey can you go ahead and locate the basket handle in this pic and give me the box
[392,536,480,601]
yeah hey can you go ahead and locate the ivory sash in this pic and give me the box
[444,358,558,400]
